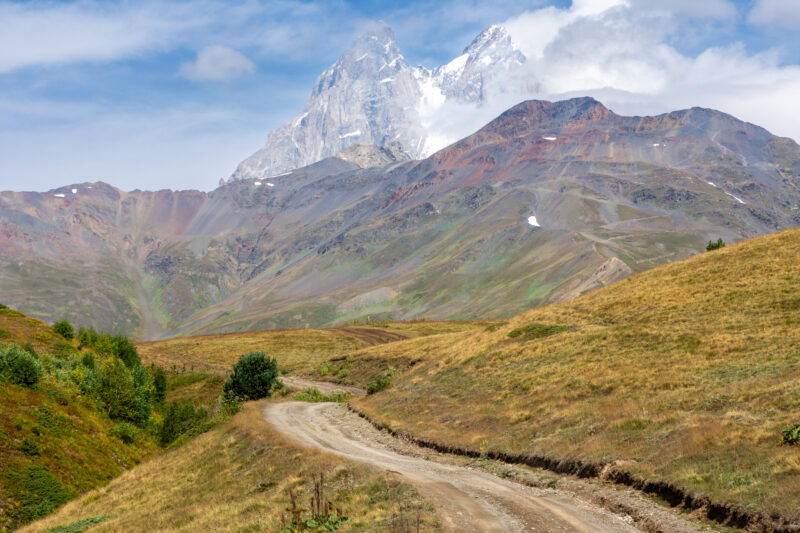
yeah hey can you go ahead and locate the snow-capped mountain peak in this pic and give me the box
[229,23,537,181]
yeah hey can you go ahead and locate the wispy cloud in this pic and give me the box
[0,1,199,73]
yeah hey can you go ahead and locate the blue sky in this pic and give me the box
[0,0,799,192]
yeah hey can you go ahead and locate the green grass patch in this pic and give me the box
[46,515,112,532]
[295,387,350,403]
[507,323,568,341]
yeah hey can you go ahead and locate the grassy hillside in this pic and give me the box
[137,321,485,378]
[322,228,800,519]
[22,402,439,533]
[0,308,159,532]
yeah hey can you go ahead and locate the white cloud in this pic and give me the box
[179,45,255,81]
[748,0,800,29]
[0,2,197,73]
[491,1,800,143]
[632,0,737,19]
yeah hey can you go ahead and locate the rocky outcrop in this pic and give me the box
[229,23,539,181]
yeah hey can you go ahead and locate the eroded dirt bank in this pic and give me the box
[264,401,694,532]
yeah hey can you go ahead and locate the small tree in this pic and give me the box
[151,365,167,405]
[78,328,97,349]
[706,238,725,251]
[112,335,140,368]
[97,357,137,421]
[223,352,279,401]
[52,320,74,339]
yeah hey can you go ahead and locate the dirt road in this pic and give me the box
[264,402,641,532]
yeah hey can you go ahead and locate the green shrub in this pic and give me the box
[220,395,243,417]
[81,351,95,369]
[50,340,78,358]
[781,424,800,445]
[151,365,167,405]
[97,357,137,421]
[706,237,726,251]
[295,387,350,403]
[112,336,140,368]
[366,375,391,395]
[18,437,40,456]
[223,352,279,401]
[130,365,153,425]
[77,328,97,349]
[110,422,138,444]
[507,323,568,341]
[21,341,37,357]
[159,401,208,446]
[12,465,71,522]
[52,320,74,340]
[0,327,11,338]
[1,344,42,387]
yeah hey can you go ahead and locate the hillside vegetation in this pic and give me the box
[0,308,160,532]
[22,403,439,532]
[320,227,800,519]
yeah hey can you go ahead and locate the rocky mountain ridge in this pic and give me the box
[229,23,536,181]
[2,97,799,339]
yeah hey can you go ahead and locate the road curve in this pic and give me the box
[264,402,639,533]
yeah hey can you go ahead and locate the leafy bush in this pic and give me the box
[112,335,140,368]
[0,327,10,338]
[80,351,95,369]
[367,374,391,395]
[130,365,153,424]
[12,465,71,522]
[97,357,137,421]
[151,365,167,405]
[1,344,42,387]
[781,424,800,445]
[77,328,97,349]
[706,237,725,251]
[158,401,208,446]
[223,352,279,401]
[507,323,568,341]
[52,320,74,340]
[111,422,138,444]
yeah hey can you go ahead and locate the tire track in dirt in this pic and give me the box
[264,402,641,533]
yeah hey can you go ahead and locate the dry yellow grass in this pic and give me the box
[22,402,440,533]
[338,228,800,518]
[137,322,486,378]
[137,328,363,376]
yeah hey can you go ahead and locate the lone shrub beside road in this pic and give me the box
[224,352,279,400]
